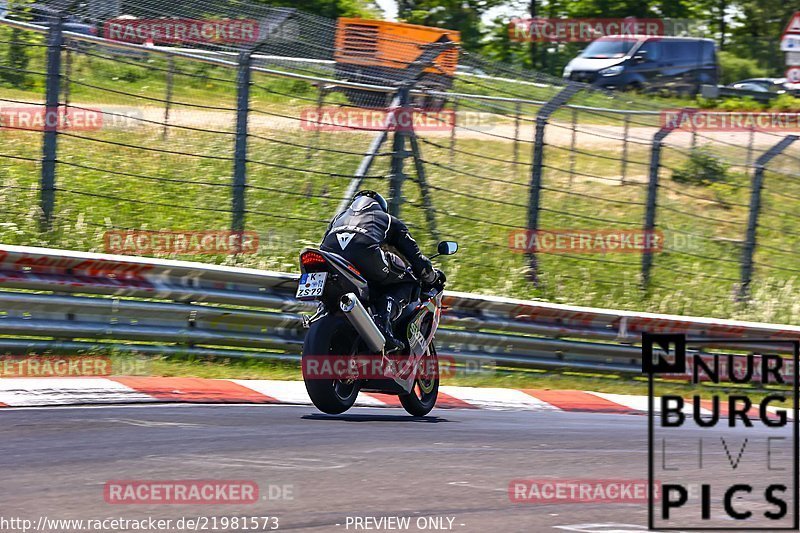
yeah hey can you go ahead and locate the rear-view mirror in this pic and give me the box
[437,241,458,256]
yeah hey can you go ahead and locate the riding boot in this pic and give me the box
[375,296,405,353]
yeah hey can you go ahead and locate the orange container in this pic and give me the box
[334,18,460,77]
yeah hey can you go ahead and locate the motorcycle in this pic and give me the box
[296,241,458,416]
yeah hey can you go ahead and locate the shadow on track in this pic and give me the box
[302,413,451,423]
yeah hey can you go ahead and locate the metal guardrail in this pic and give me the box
[1,246,799,374]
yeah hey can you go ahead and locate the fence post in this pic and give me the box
[63,45,71,127]
[641,127,674,288]
[39,15,64,232]
[388,85,411,217]
[231,50,252,235]
[449,95,458,165]
[745,125,755,169]
[308,83,330,160]
[162,56,175,139]
[513,100,521,172]
[739,135,798,301]
[568,106,577,189]
[408,132,440,244]
[336,89,398,215]
[620,114,630,185]
[526,83,581,284]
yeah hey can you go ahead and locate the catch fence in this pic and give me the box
[0,6,798,326]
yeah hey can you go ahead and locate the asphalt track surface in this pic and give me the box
[0,403,794,533]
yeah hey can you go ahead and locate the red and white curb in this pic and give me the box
[0,378,791,417]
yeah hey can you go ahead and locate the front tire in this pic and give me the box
[302,314,361,414]
[399,343,439,416]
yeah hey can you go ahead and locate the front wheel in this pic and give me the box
[302,314,361,414]
[399,343,439,416]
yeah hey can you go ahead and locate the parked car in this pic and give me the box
[563,35,719,94]
[455,65,487,77]
[32,15,98,37]
[16,8,151,59]
[727,78,799,95]
[8,3,98,37]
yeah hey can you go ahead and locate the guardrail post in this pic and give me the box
[39,15,64,232]
[641,126,674,288]
[739,135,798,301]
[231,50,252,235]
[526,83,581,284]
[388,85,411,217]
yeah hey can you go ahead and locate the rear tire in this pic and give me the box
[302,314,361,414]
[399,343,439,416]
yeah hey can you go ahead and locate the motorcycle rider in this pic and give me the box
[320,190,439,353]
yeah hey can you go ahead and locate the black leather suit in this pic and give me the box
[320,197,435,287]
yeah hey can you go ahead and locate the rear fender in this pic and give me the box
[299,248,370,305]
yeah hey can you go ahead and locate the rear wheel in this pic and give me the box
[399,343,439,416]
[302,315,361,414]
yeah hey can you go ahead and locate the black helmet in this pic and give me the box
[351,190,388,213]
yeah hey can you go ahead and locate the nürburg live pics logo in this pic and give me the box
[644,333,799,530]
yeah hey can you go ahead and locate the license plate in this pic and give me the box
[296,272,327,299]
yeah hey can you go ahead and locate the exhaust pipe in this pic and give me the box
[340,293,385,353]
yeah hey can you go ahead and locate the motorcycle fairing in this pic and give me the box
[390,293,442,393]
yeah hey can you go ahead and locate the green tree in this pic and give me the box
[727,0,799,76]
[258,0,379,18]
[397,0,506,52]
[0,0,37,89]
